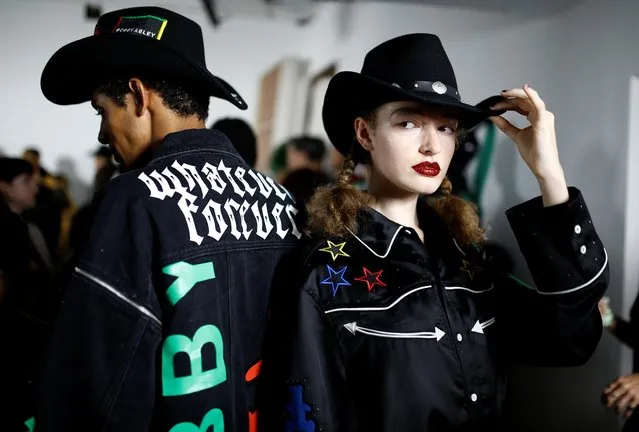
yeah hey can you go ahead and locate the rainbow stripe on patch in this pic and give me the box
[111,15,168,40]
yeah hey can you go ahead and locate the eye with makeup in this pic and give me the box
[398,120,418,129]
[439,121,458,135]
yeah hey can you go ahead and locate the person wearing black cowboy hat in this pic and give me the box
[260,33,609,431]
[36,7,301,431]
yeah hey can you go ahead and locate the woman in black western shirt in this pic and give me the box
[261,33,609,432]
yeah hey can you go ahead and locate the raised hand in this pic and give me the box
[489,84,568,206]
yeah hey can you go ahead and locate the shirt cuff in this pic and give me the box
[505,187,608,294]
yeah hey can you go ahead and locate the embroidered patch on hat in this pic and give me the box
[111,15,168,40]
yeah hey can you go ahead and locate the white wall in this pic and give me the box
[0,0,306,203]
[1,0,636,429]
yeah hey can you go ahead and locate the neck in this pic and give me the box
[150,113,206,151]
[8,201,23,215]
[368,172,420,230]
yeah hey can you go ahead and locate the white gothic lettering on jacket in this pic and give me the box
[138,160,302,244]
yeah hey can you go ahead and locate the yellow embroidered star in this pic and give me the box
[460,259,482,280]
[319,240,350,261]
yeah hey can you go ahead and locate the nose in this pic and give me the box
[419,124,442,155]
[98,132,109,145]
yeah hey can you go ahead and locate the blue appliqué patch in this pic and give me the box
[285,384,315,432]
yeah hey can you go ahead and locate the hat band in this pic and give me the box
[411,80,461,101]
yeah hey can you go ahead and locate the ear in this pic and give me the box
[128,78,150,117]
[354,117,374,152]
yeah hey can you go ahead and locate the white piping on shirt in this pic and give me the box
[471,317,496,334]
[445,284,495,294]
[453,238,466,256]
[75,267,162,326]
[325,285,432,314]
[343,322,445,341]
[346,226,404,259]
[514,248,609,296]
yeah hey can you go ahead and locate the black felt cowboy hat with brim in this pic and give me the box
[41,6,247,110]
[322,33,507,158]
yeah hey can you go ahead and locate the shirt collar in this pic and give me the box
[350,198,450,258]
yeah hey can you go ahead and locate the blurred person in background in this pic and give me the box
[53,174,76,264]
[211,117,258,168]
[22,148,67,257]
[281,135,332,208]
[92,145,117,195]
[270,142,289,182]
[0,157,60,431]
[328,143,368,189]
[37,6,300,431]
[61,146,117,285]
[599,296,639,430]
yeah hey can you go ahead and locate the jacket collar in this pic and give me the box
[150,128,242,164]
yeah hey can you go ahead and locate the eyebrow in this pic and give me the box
[390,106,424,117]
[390,106,458,123]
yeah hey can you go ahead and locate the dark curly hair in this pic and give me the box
[95,77,209,120]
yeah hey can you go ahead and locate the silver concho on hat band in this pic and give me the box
[432,81,447,95]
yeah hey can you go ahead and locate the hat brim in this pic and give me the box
[322,71,506,157]
[41,34,247,110]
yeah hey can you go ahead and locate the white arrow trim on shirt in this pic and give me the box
[471,317,496,334]
[343,322,445,341]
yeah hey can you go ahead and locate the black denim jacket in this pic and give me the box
[36,129,301,431]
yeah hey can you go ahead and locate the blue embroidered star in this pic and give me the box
[320,265,351,296]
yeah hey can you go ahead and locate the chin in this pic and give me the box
[405,178,443,196]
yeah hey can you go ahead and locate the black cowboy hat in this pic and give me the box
[41,6,247,110]
[322,33,506,157]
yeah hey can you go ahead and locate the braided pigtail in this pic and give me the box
[427,176,485,247]
[305,153,373,237]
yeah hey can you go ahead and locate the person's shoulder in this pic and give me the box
[295,233,353,293]
[93,168,150,211]
[303,232,350,259]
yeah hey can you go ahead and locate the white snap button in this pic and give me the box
[457,333,463,342]
[580,245,587,254]
[471,393,478,402]
[574,225,581,234]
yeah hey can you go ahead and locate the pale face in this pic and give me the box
[0,173,38,214]
[355,101,459,197]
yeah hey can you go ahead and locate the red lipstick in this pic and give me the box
[412,162,440,177]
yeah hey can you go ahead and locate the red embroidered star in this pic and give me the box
[354,267,387,292]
